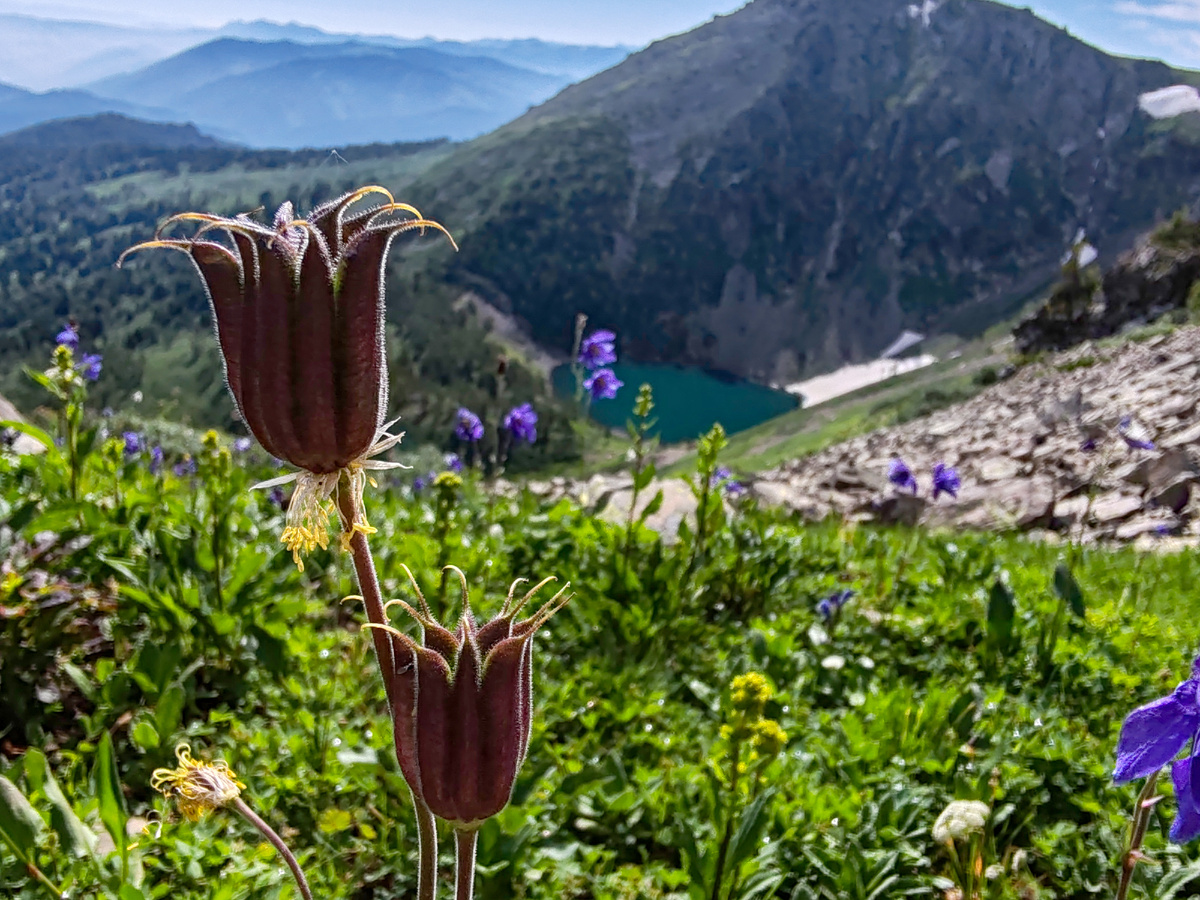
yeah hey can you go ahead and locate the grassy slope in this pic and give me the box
[4,410,1200,898]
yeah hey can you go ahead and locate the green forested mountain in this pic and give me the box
[0,117,577,461]
[404,0,1200,384]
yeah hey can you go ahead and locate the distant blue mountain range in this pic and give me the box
[0,15,632,147]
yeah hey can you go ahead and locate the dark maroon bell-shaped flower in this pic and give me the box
[119,187,455,567]
[371,566,570,829]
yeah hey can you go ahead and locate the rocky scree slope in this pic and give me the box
[534,327,1200,547]
[411,0,1200,384]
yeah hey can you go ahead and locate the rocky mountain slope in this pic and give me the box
[409,0,1200,383]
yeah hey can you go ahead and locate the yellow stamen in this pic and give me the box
[151,743,244,822]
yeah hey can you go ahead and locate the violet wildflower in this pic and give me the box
[1114,655,1200,841]
[444,452,463,473]
[79,353,102,382]
[503,403,538,444]
[931,462,961,500]
[174,455,197,477]
[56,323,79,352]
[577,329,617,369]
[269,486,287,509]
[711,465,745,496]
[233,436,252,453]
[455,408,484,442]
[150,446,164,474]
[413,474,428,493]
[101,407,114,418]
[584,368,623,401]
[816,588,854,621]
[120,186,454,568]
[1081,437,1098,453]
[123,431,142,460]
[1119,416,1155,451]
[888,458,918,494]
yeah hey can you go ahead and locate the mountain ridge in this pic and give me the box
[403,0,1200,383]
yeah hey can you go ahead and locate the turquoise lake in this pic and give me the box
[552,362,799,444]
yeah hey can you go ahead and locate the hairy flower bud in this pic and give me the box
[120,187,456,565]
[371,567,570,828]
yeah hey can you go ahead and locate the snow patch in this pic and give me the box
[907,0,940,26]
[1138,85,1200,120]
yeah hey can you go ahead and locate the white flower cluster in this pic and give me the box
[932,800,990,844]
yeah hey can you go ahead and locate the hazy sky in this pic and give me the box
[3,0,1200,66]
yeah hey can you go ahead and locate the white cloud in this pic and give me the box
[1114,1,1200,23]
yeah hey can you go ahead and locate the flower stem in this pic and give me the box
[231,797,313,900]
[415,794,440,900]
[337,487,397,709]
[455,828,478,900]
[1116,770,1160,900]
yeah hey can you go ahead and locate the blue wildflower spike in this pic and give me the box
[1115,656,1200,842]
[888,458,918,494]
[1118,416,1155,452]
[577,329,617,369]
[584,368,623,400]
[932,462,961,500]
[503,403,538,444]
[456,408,484,442]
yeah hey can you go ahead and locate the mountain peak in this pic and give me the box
[410,0,1200,384]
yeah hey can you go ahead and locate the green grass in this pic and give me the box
[4,370,1200,899]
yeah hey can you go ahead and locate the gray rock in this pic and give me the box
[1091,492,1143,523]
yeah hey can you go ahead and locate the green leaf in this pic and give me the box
[726,791,773,875]
[634,463,657,492]
[987,580,1015,648]
[94,732,128,855]
[1053,563,1086,619]
[0,775,44,860]
[156,684,186,739]
[131,719,161,750]
[60,661,97,704]
[24,750,96,859]
[639,489,664,522]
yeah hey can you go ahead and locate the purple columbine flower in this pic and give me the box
[578,329,617,369]
[888,458,918,494]
[79,353,102,382]
[584,368,623,401]
[455,407,484,442]
[173,455,197,477]
[149,445,163,474]
[816,589,855,621]
[931,462,961,500]
[503,402,538,444]
[56,324,79,351]
[233,437,252,453]
[122,431,142,460]
[444,452,463,473]
[1115,656,1200,842]
[1119,416,1156,451]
